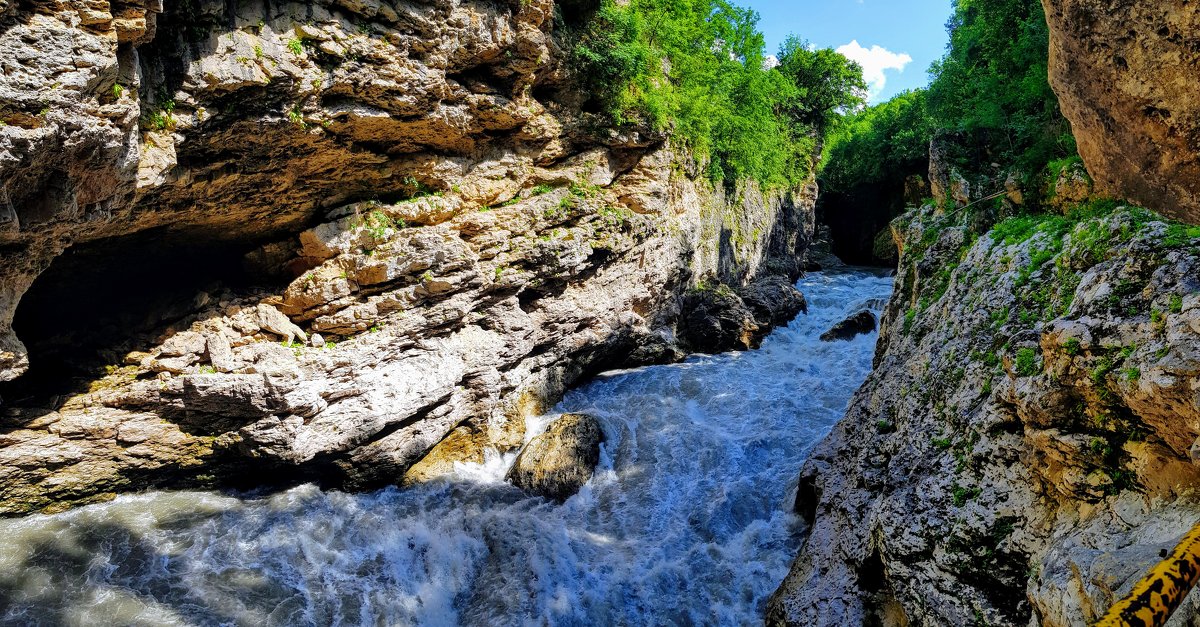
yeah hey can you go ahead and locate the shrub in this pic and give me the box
[1015,347,1039,377]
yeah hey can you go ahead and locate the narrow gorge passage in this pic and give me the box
[0,270,892,626]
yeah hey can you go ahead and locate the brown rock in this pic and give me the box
[1043,0,1200,224]
[506,413,604,501]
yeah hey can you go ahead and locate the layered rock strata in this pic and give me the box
[769,202,1200,626]
[0,0,816,514]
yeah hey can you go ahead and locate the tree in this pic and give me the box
[775,37,867,130]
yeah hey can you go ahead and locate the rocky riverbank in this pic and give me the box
[769,200,1200,625]
[0,0,816,515]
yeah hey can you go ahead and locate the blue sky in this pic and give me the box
[743,0,954,103]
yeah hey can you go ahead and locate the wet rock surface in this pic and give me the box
[678,276,807,354]
[506,413,604,501]
[819,310,876,342]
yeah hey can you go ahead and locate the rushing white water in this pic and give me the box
[0,270,892,627]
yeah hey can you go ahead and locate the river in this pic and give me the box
[0,269,892,627]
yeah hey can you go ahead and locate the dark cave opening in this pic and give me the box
[0,228,283,406]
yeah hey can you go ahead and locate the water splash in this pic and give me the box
[0,270,893,626]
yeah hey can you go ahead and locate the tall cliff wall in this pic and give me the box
[768,200,1200,625]
[1043,0,1200,225]
[0,0,816,514]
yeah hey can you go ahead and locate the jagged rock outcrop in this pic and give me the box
[677,276,807,354]
[1043,0,1200,224]
[506,412,603,500]
[769,202,1200,625]
[0,0,817,514]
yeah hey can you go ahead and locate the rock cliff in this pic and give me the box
[0,0,816,514]
[769,201,1200,626]
[1043,0,1200,224]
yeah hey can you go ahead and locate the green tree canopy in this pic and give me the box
[775,37,867,130]
[926,0,1075,169]
[568,0,865,189]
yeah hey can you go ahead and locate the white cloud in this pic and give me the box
[835,40,912,101]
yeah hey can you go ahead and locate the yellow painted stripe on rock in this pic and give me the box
[1096,524,1200,627]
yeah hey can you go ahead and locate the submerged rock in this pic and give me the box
[820,310,876,342]
[507,413,605,501]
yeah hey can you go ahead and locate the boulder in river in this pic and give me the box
[679,276,808,353]
[507,413,605,501]
[820,310,877,342]
[678,284,761,353]
[739,275,808,327]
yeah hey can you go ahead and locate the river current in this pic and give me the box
[0,269,892,626]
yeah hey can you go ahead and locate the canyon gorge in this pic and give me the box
[1,0,1199,624]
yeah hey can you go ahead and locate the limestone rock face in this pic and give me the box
[1043,0,1200,224]
[769,203,1200,626]
[0,0,816,514]
[819,310,876,342]
[506,413,604,501]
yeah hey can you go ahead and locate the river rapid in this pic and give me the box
[0,269,893,627]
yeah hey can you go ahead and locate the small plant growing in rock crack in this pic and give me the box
[903,307,918,334]
[876,420,895,434]
[111,84,124,99]
[530,184,554,196]
[287,107,305,128]
[951,483,981,507]
[1015,348,1040,377]
[369,324,382,333]
[1123,367,1141,381]
[1063,338,1082,356]
[1170,294,1184,313]
[1151,308,1166,331]
[254,44,264,58]
[287,38,304,55]
[148,100,176,130]
[420,270,433,282]
[569,182,600,198]
[931,436,952,450]
[198,365,217,375]
[359,210,400,239]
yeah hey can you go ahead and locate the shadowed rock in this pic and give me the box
[820,310,876,342]
[507,413,604,501]
[739,275,808,327]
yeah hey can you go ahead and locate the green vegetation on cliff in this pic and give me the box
[820,0,1075,221]
[820,90,932,196]
[926,0,1075,170]
[569,0,865,189]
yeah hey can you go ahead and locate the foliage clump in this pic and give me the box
[568,0,865,189]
